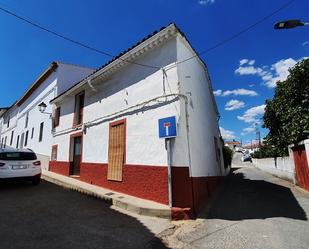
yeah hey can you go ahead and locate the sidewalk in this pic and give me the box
[41,170,171,219]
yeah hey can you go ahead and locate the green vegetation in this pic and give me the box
[263,58,309,156]
[223,146,233,168]
[251,143,284,159]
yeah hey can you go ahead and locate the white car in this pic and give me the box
[241,152,253,163]
[0,148,41,185]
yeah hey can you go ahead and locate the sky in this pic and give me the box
[0,0,308,145]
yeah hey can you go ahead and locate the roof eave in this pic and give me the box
[16,62,58,107]
[50,23,179,105]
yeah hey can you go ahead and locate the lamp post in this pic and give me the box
[274,19,309,29]
[38,102,52,117]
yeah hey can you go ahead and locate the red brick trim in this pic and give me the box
[49,161,70,176]
[48,161,224,219]
[80,162,168,204]
[171,166,224,219]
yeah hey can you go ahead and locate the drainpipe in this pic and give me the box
[183,96,196,215]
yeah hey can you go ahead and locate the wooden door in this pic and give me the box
[293,145,309,191]
[108,121,125,181]
[72,136,82,175]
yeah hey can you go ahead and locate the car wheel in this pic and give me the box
[32,176,41,185]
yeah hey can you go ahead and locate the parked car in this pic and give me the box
[241,152,253,163]
[0,148,41,185]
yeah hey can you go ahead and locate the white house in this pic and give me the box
[49,24,228,219]
[0,62,94,169]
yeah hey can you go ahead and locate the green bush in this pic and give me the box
[223,146,233,168]
[251,144,288,159]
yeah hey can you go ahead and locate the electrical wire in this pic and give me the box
[52,93,187,137]
[0,0,297,70]
[175,0,297,66]
[0,5,159,69]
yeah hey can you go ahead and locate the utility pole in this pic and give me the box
[255,123,261,149]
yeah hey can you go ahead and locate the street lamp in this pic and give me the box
[38,102,52,117]
[274,19,309,29]
[38,102,47,113]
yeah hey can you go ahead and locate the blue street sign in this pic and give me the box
[158,116,177,138]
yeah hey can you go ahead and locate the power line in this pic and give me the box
[0,0,297,70]
[0,5,159,69]
[175,0,297,66]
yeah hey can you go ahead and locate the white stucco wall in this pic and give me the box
[176,36,223,177]
[56,63,94,95]
[253,157,295,182]
[0,63,94,160]
[53,38,190,167]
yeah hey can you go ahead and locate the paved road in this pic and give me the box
[165,153,309,249]
[0,180,168,249]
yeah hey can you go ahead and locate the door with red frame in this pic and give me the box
[72,136,82,175]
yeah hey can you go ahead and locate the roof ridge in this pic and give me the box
[50,23,180,104]
[54,61,96,70]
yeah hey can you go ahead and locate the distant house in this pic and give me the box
[49,23,228,218]
[225,140,241,151]
[243,141,263,153]
[0,62,94,169]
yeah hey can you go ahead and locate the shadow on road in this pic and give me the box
[0,181,168,249]
[207,167,307,221]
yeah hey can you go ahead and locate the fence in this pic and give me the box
[252,157,294,182]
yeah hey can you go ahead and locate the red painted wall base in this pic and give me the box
[171,167,224,220]
[80,163,169,205]
[49,161,70,176]
[49,161,224,219]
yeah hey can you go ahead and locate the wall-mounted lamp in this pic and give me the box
[38,102,47,113]
[38,102,52,117]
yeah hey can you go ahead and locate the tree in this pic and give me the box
[263,58,309,156]
[222,146,233,168]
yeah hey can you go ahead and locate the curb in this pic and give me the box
[251,163,309,195]
[41,173,171,219]
[295,185,309,195]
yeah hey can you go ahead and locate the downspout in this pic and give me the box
[183,96,196,216]
[217,115,223,176]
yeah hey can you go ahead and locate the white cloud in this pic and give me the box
[303,41,309,48]
[249,84,255,87]
[235,58,301,88]
[248,60,255,65]
[198,0,215,5]
[241,127,255,136]
[240,59,249,65]
[235,65,263,76]
[225,99,245,111]
[264,58,297,87]
[237,104,266,123]
[220,127,235,140]
[213,89,222,96]
[238,58,256,67]
[214,88,258,97]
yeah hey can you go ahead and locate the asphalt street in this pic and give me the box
[0,180,168,249]
[164,153,309,249]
